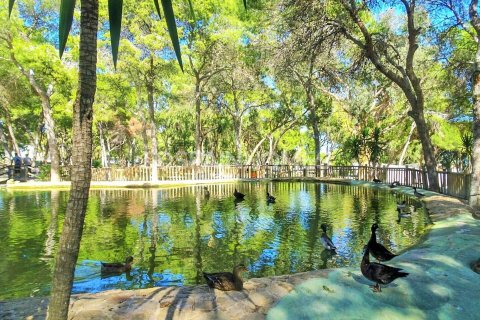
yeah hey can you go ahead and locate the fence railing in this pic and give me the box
[60,164,471,200]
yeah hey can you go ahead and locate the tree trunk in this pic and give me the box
[470,38,480,209]
[41,94,61,181]
[234,118,242,164]
[0,122,11,159]
[141,118,149,166]
[399,121,416,166]
[267,135,274,164]
[147,59,158,182]
[47,0,98,318]
[312,119,321,166]
[409,107,439,191]
[194,81,202,166]
[98,122,108,167]
[246,136,267,165]
[5,113,19,156]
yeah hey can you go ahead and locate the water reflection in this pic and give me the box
[0,182,429,300]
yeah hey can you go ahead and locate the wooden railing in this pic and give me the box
[60,164,471,200]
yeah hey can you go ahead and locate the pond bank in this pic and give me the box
[1,182,479,319]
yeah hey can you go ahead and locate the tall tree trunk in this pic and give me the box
[41,95,61,181]
[141,118,149,166]
[399,121,416,166]
[267,135,274,164]
[147,66,158,181]
[4,112,19,156]
[470,0,480,209]
[0,121,11,159]
[98,123,108,167]
[409,106,439,189]
[47,0,98,318]
[312,119,321,166]
[194,81,202,166]
[234,118,242,164]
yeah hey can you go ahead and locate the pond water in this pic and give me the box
[0,182,429,300]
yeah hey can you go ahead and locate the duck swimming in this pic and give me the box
[367,224,397,262]
[234,188,245,201]
[266,192,276,203]
[101,256,134,273]
[373,178,382,183]
[320,223,336,251]
[203,264,248,291]
[361,246,408,292]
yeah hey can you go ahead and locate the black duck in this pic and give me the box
[373,178,382,183]
[101,256,134,273]
[320,223,336,251]
[361,246,408,292]
[234,188,245,200]
[203,264,248,291]
[266,192,276,203]
[367,224,397,262]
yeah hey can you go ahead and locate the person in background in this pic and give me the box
[23,154,32,173]
[12,153,22,169]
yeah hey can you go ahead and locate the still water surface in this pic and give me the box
[0,182,429,300]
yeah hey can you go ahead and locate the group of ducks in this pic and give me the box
[373,178,425,197]
[102,184,418,293]
[320,222,408,292]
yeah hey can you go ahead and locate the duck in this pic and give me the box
[389,181,400,188]
[101,256,134,273]
[367,224,397,262]
[234,188,245,201]
[413,187,425,198]
[361,246,408,292]
[320,223,336,251]
[266,192,276,203]
[203,264,248,291]
[373,178,382,183]
[204,186,210,198]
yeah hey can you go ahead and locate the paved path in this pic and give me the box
[1,184,479,320]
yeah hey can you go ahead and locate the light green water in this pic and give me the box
[0,181,429,300]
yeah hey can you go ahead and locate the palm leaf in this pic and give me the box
[8,0,15,17]
[59,0,76,58]
[161,0,183,71]
[108,0,123,69]
[188,0,196,20]
[153,0,162,19]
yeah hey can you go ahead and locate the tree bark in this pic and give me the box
[194,81,202,166]
[399,121,416,166]
[47,0,98,318]
[147,57,158,181]
[469,0,480,209]
[98,122,108,167]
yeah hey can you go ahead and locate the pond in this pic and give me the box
[0,182,429,300]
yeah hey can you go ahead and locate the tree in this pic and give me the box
[284,0,440,190]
